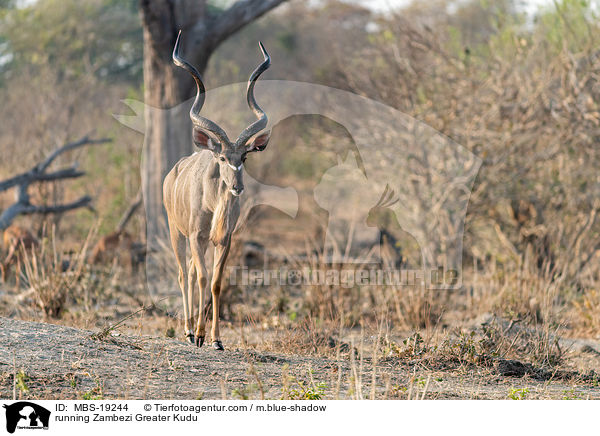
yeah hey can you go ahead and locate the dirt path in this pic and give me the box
[1,317,599,400]
[0,317,331,399]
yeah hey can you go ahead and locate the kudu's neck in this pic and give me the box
[204,158,240,245]
[203,158,238,212]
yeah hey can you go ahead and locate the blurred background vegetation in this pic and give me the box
[0,0,599,338]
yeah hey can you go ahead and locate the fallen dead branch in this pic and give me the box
[0,135,111,230]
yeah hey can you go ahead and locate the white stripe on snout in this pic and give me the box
[228,163,243,171]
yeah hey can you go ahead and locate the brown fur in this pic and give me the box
[164,34,271,347]
[163,151,242,345]
[90,231,135,269]
[210,198,231,245]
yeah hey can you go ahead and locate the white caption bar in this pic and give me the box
[0,400,595,435]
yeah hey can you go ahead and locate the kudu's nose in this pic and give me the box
[230,186,244,196]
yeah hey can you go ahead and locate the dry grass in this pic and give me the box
[1,0,600,400]
[21,226,96,318]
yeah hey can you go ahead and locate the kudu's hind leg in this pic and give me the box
[169,226,194,343]
[187,258,197,342]
[210,240,231,351]
[190,233,209,347]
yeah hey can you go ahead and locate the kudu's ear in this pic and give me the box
[193,127,220,152]
[246,132,270,153]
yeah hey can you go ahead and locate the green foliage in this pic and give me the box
[383,332,427,359]
[276,31,296,52]
[415,376,427,388]
[281,365,327,400]
[80,380,103,400]
[0,0,142,83]
[15,370,29,394]
[536,0,597,52]
[507,387,529,400]
[289,380,326,400]
[206,0,228,15]
[561,387,583,400]
[280,153,322,179]
[447,331,478,364]
[81,389,103,400]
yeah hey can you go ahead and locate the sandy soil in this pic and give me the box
[1,317,599,400]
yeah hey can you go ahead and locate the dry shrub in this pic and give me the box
[389,285,443,330]
[323,0,600,334]
[282,244,443,329]
[479,318,563,369]
[383,316,564,373]
[526,326,564,369]
[262,318,347,357]
[22,226,96,318]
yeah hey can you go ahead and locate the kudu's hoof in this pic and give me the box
[212,340,224,351]
[196,336,205,348]
[186,333,195,344]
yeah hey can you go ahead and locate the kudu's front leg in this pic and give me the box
[190,234,209,347]
[169,227,194,343]
[210,239,231,350]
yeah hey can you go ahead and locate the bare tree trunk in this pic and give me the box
[139,0,288,246]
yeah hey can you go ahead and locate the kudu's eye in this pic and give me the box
[219,156,225,162]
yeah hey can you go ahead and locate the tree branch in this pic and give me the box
[0,173,30,192]
[0,168,85,192]
[22,196,93,215]
[36,136,111,173]
[0,196,92,231]
[0,135,110,230]
[34,167,86,182]
[208,0,288,49]
[116,188,143,233]
[0,136,110,193]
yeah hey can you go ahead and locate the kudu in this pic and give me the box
[163,31,271,350]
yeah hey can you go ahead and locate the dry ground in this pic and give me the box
[1,316,599,400]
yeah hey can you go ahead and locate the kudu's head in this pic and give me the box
[173,31,271,197]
